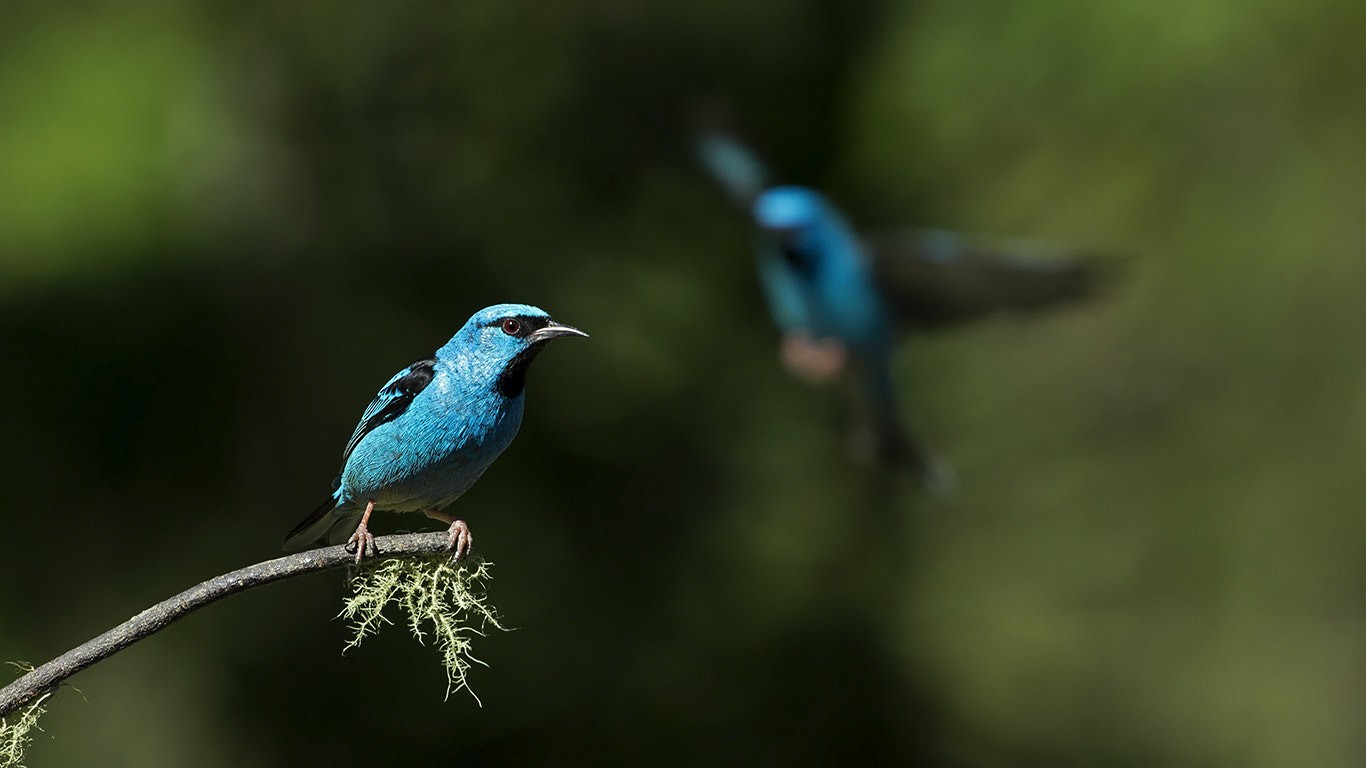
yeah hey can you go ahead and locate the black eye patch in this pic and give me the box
[486,314,551,338]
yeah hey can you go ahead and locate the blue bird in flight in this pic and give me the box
[698,131,1118,489]
[284,303,587,564]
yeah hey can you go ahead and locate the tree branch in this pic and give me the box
[0,532,455,718]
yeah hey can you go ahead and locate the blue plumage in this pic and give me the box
[751,183,941,487]
[284,303,587,563]
[752,186,890,353]
[700,131,1118,489]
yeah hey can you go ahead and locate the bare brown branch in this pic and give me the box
[0,532,454,718]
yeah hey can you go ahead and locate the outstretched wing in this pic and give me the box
[696,131,769,210]
[341,357,438,463]
[864,229,1126,329]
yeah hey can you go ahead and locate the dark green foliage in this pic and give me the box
[2,0,1365,766]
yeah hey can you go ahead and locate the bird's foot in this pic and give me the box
[423,509,474,561]
[345,523,377,567]
[446,519,473,561]
[780,333,848,384]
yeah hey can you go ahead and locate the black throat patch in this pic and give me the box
[495,343,546,398]
[778,237,817,276]
[487,313,556,399]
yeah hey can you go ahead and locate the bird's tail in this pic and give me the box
[282,494,360,551]
[861,355,957,494]
[867,413,957,495]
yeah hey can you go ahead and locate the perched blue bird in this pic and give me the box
[284,304,587,564]
[698,131,1118,489]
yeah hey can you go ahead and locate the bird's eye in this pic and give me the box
[501,318,521,336]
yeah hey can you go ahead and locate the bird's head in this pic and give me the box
[452,303,588,398]
[753,186,829,233]
[752,186,842,274]
[752,186,886,348]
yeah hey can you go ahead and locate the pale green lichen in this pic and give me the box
[340,555,504,703]
[0,678,51,768]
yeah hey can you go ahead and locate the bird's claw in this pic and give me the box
[345,523,377,567]
[446,519,473,561]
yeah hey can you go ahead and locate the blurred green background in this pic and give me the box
[4,0,1366,765]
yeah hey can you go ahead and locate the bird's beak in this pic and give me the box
[530,322,589,343]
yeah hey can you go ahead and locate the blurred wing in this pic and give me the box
[864,229,1126,329]
[696,131,769,209]
[756,242,816,333]
[341,356,438,462]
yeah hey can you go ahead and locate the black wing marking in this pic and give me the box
[341,357,437,463]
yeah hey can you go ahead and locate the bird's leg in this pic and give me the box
[424,509,473,561]
[780,332,849,384]
[345,500,378,566]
